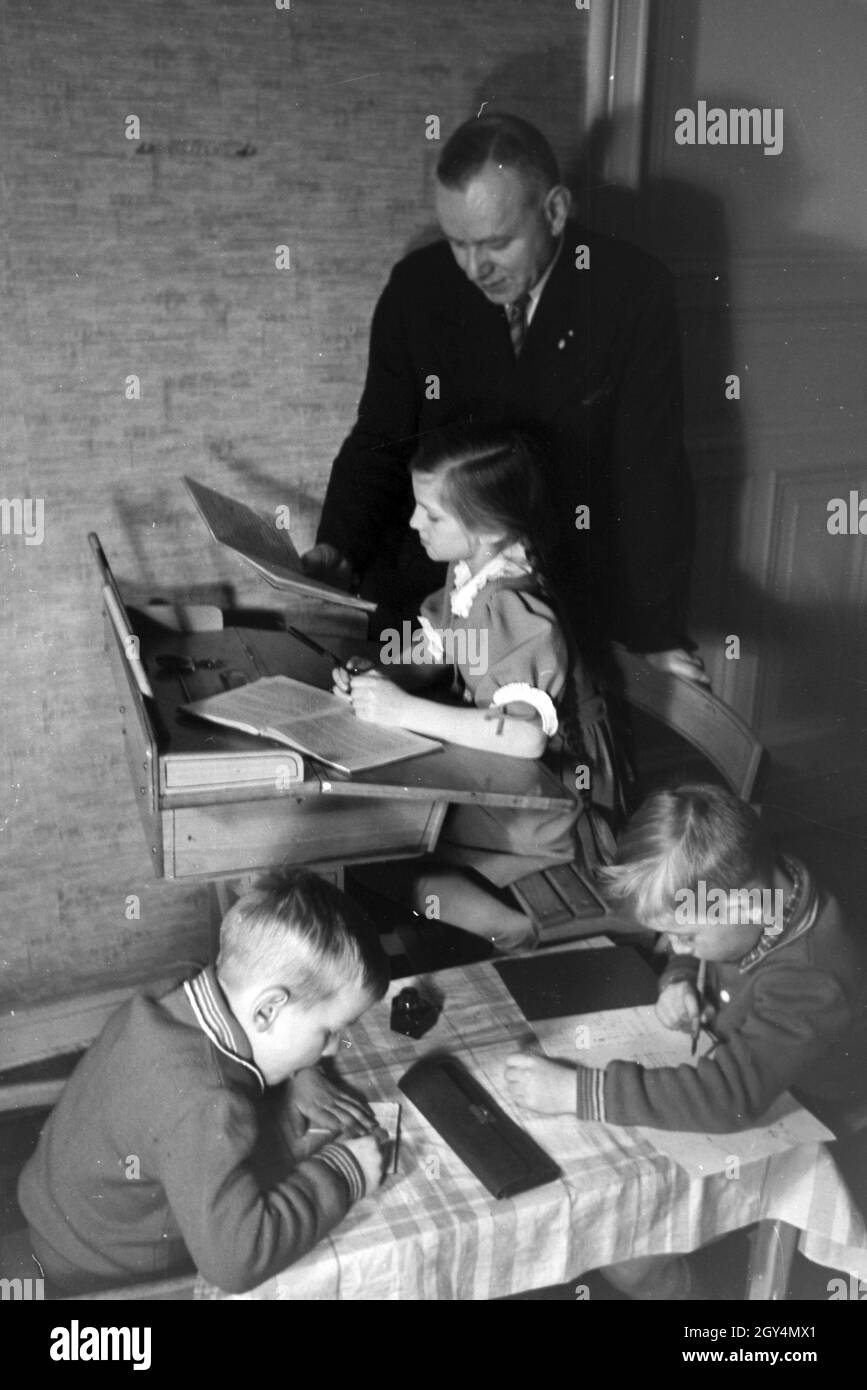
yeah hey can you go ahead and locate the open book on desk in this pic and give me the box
[181,675,441,776]
[184,476,375,613]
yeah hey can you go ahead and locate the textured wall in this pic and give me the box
[0,0,588,1004]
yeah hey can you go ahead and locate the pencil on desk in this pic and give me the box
[691,958,707,1057]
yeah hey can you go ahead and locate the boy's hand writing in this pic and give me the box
[656,980,713,1034]
[504,1052,575,1115]
[290,1067,376,1137]
[341,1128,389,1193]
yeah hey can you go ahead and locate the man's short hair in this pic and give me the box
[217,870,388,1005]
[598,784,776,924]
[436,114,561,198]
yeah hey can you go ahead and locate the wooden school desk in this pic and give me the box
[195,946,867,1302]
[96,564,575,882]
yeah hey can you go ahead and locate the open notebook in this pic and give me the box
[184,476,375,612]
[181,675,441,775]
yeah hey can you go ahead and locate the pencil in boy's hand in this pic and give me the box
[691,959,708,1057]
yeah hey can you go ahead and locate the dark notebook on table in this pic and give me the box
[494,946,659,1022]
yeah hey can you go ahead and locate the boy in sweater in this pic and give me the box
[19,871,389,1295]
[505,784,866,1297]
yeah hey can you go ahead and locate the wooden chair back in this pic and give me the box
[606,644,764,801]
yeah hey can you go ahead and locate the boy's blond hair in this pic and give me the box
[598,783,775,924]
[217,870,388,1005]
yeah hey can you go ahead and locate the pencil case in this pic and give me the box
[398,1054,560,1200]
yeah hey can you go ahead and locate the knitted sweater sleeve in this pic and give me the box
[159,1080,366,1294]
[574,954,853,1133]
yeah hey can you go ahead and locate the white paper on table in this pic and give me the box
[532,1008,835,1178]
[534,1006,715,1070]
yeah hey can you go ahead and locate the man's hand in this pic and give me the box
[300,543,359,592]
[290,1067,376,1137]
[504,1052,575,1115]
[656,980,703,1034]
[341,1130,389,1193]
[643,648,710,687]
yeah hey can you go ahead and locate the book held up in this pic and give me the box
[184,476,375,613]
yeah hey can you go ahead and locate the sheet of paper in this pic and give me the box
[644,1096,835,1175]
[534,1006,715,1070]
[533,1009,834,1177]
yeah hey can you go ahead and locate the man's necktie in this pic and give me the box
[505,292,531,358]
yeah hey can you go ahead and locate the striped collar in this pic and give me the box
[183,965,265,1092]
[738,855,819,973]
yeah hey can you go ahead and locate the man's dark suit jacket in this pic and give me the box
[317,224,694,654]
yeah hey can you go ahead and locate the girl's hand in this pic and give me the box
[332,657,374,698]
[332,665,352,697]
[348,670,411,726]
[504,1052,575,1115]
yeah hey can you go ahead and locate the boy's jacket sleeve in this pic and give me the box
[575,956,853,1133]
[160,1081,366,1294]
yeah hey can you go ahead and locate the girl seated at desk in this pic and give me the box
[332,423,619,953]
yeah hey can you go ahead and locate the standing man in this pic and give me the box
[305,114,705,682]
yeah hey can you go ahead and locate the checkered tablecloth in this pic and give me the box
[196,958,867,1300]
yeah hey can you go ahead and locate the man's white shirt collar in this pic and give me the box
[525,235,564,326]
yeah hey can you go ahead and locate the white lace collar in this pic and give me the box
[450,542,533,619]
